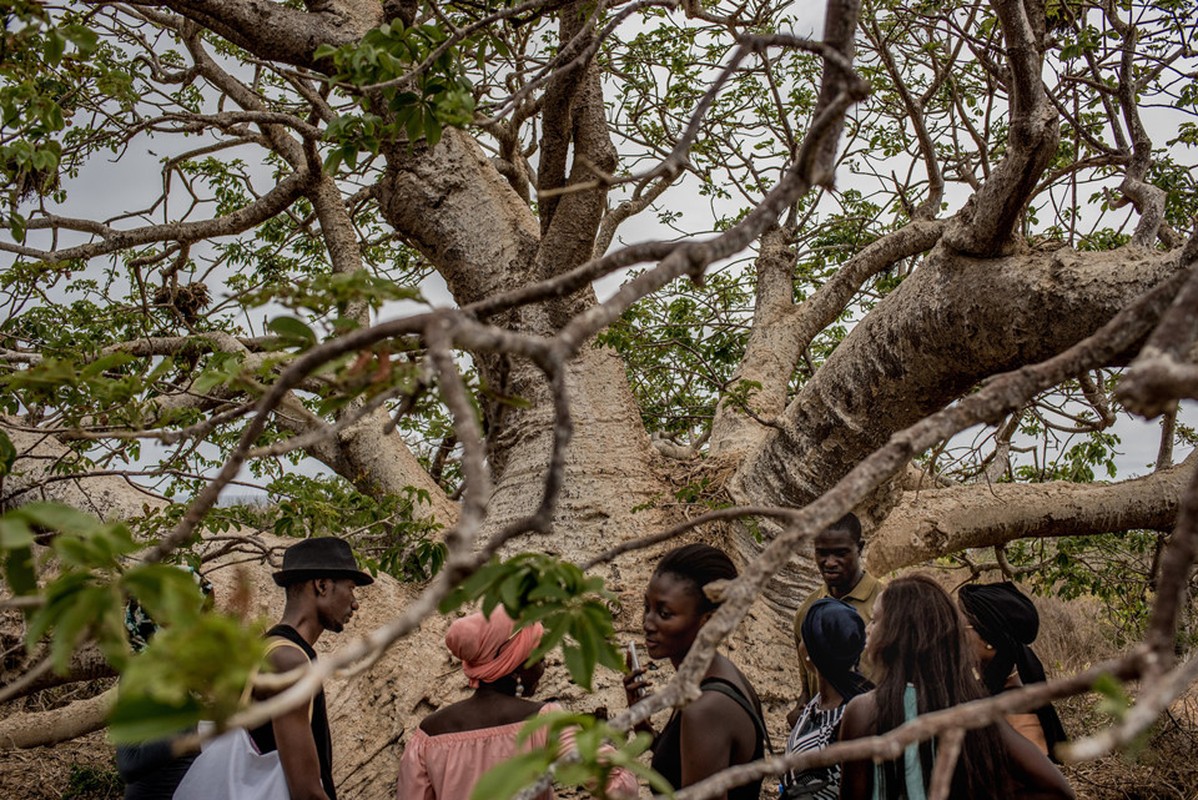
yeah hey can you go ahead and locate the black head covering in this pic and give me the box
[959,582,1068,758]
[272,537,374,587]
[800,597,872,702]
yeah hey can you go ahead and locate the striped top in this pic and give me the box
[781,694,845,800]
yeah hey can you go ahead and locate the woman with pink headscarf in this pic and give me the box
[397,607,636,800]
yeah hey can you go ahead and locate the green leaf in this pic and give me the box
[1093,672,1130,721]
[562,642,588,689]
[266,316,317,348]
[9,211,27,242]
[0,429,16,476]
[424,115,442,147]
[49,585,115,673]
[0,515,35,549]
[108,692,203,744]
[15,502,100,537]
[45,30,65,66]
[4,546,37,597]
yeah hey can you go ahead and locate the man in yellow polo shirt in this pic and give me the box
[787,513,883,726]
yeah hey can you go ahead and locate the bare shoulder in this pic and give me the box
[838,691,877,740]
[682,689,733,723]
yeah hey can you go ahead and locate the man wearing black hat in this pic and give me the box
[249,537,373,800]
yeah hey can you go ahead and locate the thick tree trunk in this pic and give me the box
[377,121,669,559]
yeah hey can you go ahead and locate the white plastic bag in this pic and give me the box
[172,724,289,800]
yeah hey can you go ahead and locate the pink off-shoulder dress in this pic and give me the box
[396,703,638,800]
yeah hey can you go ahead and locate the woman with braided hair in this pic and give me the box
[622,543,768,800]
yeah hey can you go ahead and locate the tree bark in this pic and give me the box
[868,453,1195,573]
[0,421,168,518]
[0,686,115,750]
[732,244,1184,513]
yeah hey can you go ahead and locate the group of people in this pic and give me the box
[119,526,1078,799]
[403,519,1075,800]
[780,514,1073,800]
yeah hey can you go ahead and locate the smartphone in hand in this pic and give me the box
[627,641,641,671]
[626,642,647,699]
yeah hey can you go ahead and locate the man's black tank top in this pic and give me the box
[248,624,337,800]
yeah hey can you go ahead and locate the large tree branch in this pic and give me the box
[0,686,115,750]
[377,129,542,305]
[942,0,1059,256]
[145,0,381,69]
[534,1,617,324]
[867,451,1195,574]
[710,219,944,455]
[733,243,1187,516]
[809,0,861,184]
[536,1,600,237]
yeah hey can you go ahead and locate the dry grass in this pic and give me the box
[1032,591,1198,800]
[0,731,119,800]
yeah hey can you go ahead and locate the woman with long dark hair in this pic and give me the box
[958,582,1068,758]
[623,543,768,800]
[837,575,1073,799]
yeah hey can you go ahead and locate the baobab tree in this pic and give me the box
[1,0,1196,797]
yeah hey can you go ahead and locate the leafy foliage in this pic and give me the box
[0,501,267,740]
[439,554,624,691]
[471,710,669,800]
[597,270,753,442]
[316,20,475,169]
[262,474,446,582]
[109,611,267,743]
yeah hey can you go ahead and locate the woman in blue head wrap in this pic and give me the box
[779,597,872,800]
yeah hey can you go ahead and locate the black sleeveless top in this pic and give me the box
[650,677,766,800]
[249,624,337,799]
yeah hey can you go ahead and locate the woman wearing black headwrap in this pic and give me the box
[958,582,1068,760]
[779,598,872,800]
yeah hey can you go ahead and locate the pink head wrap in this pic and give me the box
[445,607,545,688]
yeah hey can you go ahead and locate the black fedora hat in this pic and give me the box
[273,537,374,587]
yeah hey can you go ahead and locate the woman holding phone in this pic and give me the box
[623,544,768,800]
